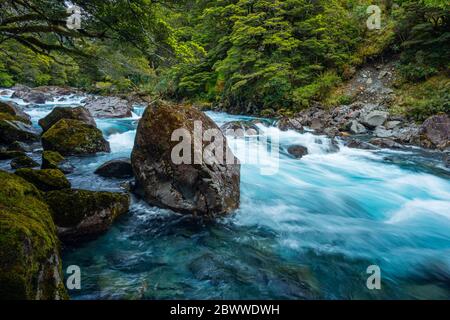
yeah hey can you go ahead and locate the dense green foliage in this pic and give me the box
[0,0,448,117]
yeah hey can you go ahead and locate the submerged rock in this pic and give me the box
[83,96,132,118]
[0,101,32,124]
[11,155,39,169]
[287,145,308,159]
[95,158,133,179]
[420,114,450,150]
[369,138,405,150]
[0,170,67,300]
[45,189,130,243]
[346,139,377,150]
[0,120,39,145]
[131,102,240,217]
[15,169,71,192]
[41,150,74,173]
[38,106,96,132]
[41,119,110,156]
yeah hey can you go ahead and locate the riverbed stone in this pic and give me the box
[361,110,388,128]
[95,158,133,179]
[41,150,74,173]
[15,169,71,192]
[83,96,133,118]
[0,101,31,124]
[369,138,405,150]
[10,155,39,169]
[45,189,130,243]
[131,102,240,217]
[287,145,308,159]
[0,120,40,144]
[38,106,96,132]
[277,118,304,132]
[41,119,110,156]
[0,170,67,300]
[420,114,450,150]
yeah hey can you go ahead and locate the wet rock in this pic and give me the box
[38,106,96,132]
[11,85,49,104]
[83,96,133,118]
[277,118,304,132]
[45,189,130,243]
[41,150,74,174]
[287,145,308,159]
[220,121,260,137]
[131,102,240,217]
[369,138,405,150]
[0,170,67,300]
[0,101,32,124]
[361,110,388,128]
[41,119,110,156]
[374,126,393,138]
[15,169,71,192]
[420,114,450,150]
[10,155,39,169]
[310,118,324,131]
[348,120,367,134]
[385,121,402,130]
[7,141,33,152]
[346,139,377,150]
[95,158,133,179]
[444,153,450,168]
[0,150,26,160]
[0,120,40,144]
[0,90,10,96]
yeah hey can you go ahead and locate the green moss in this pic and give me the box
[0,102,31,124]
[10,155,39,169]
[41,151,65,170]
[0,170,67,300]
[41,119,110,156]
[15,169,71,192]
[45,189,130,228]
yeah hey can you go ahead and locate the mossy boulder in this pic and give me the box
[0,120,39,145]
[41,119,110,156]
[15,169,71,192]
[10,156,39,169]
[0,101,31,125]
[7,141,33,152]
[0,150,26,160]
[45,189,130,243]
[0,170,67,300]
[41,151,74,174]
[38,106,96,133]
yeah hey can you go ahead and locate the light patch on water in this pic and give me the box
[387,199,450,224]
[108,130,136,153]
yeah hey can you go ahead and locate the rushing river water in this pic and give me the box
[1,91,449,300]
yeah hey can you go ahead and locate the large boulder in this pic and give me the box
[38,106,96,133]
[11,85,49,104]
[0,170,67,300]
[420,114,449,150]
[131,102,240,217]
[0,120,39,145]
[41,119,110,156]
[10,155,39,169]
[348,120,367,134]
[94,158,133,179]
[0,101,31,124]
[45,189,130,243]
[361,110,388,128]
[15,169,71,192]
[41,151,74,173]
[277,117,304,132]
[82,96,133,118]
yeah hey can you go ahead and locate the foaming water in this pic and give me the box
[1,93,449,300]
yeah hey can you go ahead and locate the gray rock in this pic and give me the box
[83,96,133,118]
[277,117,304,132]
[0,120,40,144]
[385,121,402,130]
[420,114,450,150]
[349,120,367,134]
[346,139,377,150]
[287,145,308,159]
[221,121,260,137]
[374,126,393,138]
[362,110,389,128]
[95,158,133,179]
[131,102,240,217]
[39,106,96,132]
[369,138,405,150]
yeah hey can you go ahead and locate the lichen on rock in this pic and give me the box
[15,169,71,192]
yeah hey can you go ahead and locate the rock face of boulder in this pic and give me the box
[287,145,308,159]
[131,102,240,217]
[10,155,39,169]
[346,139,377,150]
[83,96,132,118]
[41,119,110,155]
[361,110,388,128]
[0,101,32,124]
[370,138,405,149]
[38,106,96,132]
[0,170,67,300]
[15,169,71,192]
[41,151,74,173]
[277,118,304,132]
[420,114,449,150]
[45,189,130,243]
[0,120,39,144]
[348,120,367,134]
[95,158,133,178]
[11,85,49,104]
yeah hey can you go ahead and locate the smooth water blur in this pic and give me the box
[1,92,449,299]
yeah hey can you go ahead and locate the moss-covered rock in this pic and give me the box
[10,155,39,169]
[45,189,130,243]
[0,150,26,160]
[38,106,96,133]
[0,101,32,125]
[41,151,74,173]
[0,170,67,300]
[41,119,110,156]
[0,120,39,145]
[7,141,33,152]
[15,169,71,192]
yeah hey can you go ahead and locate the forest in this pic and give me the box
[0,0,448,120]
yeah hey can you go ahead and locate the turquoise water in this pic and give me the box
[1,92,450,299]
